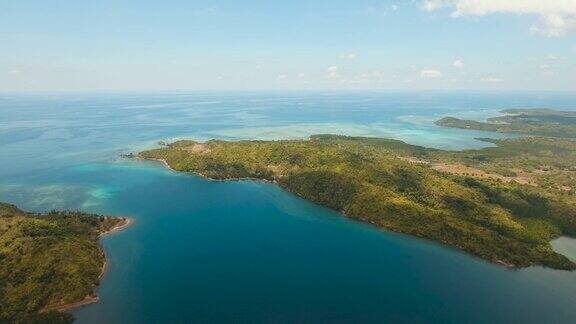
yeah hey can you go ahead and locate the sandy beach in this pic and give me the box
[100,217,134,238]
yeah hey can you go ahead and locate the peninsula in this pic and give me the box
[0,202,131,323]
[139,134,576,271]
[436,108,576,138]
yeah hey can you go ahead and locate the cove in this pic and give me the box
[68,160,576,323]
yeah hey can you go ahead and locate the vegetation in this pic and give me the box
[139,134,576,271]
[0,203,128,323]
[436,108,576,138]
[427,137,576,193]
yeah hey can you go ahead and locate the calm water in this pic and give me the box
[2,91,576,323]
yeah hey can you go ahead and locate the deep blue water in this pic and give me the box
[1,91,576,323]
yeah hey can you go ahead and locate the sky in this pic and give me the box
[1,0,575,91]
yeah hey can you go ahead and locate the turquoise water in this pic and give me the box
[2,91,576,323]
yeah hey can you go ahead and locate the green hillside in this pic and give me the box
[0,203,127,323]
[139,135,576,271]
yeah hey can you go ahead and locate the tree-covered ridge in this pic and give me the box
[0,203,128,323]
[139,135,576,271]
[435,108,576,138]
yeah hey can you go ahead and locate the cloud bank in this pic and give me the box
[421,0,576,37]
[419,69,443,78]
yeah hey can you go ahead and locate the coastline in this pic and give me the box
[139,155,567,271]
[98,217,133,282]
[99,217,134,238]
[41,217,133,314]
[42,296,100,313]
[140,156,278,184]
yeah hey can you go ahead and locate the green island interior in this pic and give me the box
[139,109,576,271]
[0,203,128,323]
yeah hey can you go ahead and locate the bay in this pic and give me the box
[1,91,576,323]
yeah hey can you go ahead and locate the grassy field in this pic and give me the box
[139,134,576,271]
[0,203,127,323]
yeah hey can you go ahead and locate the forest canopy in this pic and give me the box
[0,203,127,323]
[139,134,576,271]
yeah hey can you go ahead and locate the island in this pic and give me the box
[138,134,576,271]
[436,108,576,138]
[0,202,131,323]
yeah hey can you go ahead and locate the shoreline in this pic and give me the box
[99,217,134,238]
[41,217,133,314]
[97,217,133,282]
[139,156,568,271]
[140,156,278,184]
[42,296,100,313]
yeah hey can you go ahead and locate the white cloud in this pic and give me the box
[421,0,447,12]
[530,13,576,37]
[345,70,388,84]
[327,66,339,79]
[363,3,400,16]
[480,76,503,83]
[539,63,555,76]
[276,74,288,80]
[421,0,576,37]
[339,52,357,60]
[453,59,465,69]
[191,5,220,15]
[419,69,443,78]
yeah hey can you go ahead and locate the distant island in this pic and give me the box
[0,203,131,323]
[139,133,576,271]
[436,108,576,138]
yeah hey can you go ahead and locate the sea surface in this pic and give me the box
[1,91,576,323]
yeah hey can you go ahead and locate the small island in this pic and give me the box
[0,202,131,323]
[139,133,576,271]
[436,108,576,138]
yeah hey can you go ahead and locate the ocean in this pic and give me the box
[1,91,576,323]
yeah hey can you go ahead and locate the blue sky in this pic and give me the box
[1,0,575,91]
